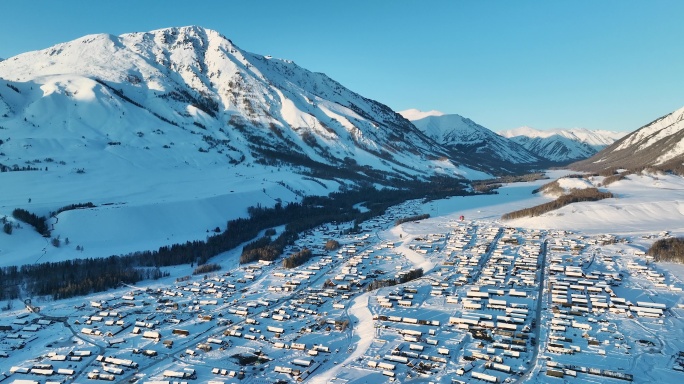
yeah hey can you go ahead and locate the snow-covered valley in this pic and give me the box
[1,23,684,384]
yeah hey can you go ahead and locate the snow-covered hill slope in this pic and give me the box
[503,171,684,235]
[572,105,684,172]
[406,113,544,174]
[499,126,625,163]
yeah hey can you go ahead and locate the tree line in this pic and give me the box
[0,257,164,301]
[0,163,42,172]
[193,263,221,275]
[501,188,614,220]
[473,173,548,194]
[52,202,96,216]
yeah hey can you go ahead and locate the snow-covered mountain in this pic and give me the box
[0,26,487,189]
[499,127,625,163]
[405,113,545,174]
[572,105,684,172]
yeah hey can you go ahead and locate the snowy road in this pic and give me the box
[308,292,374,384]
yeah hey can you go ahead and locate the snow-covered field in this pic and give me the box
[1,170,683,384]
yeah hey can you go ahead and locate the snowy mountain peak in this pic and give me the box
[399,108,444,121]
[413,114,494,144]
[498,126,541,138]
[409,113,544,173]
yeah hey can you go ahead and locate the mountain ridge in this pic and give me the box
[499,126,624,146]
[0,26,489,185]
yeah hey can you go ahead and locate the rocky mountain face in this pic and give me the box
[571,106,684,173]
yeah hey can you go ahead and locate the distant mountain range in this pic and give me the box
[401,112,542,174]
[401,111,624,168]
[572,105,684,173]
[499,126,625,163]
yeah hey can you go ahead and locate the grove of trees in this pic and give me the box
[395,214,430,226]
[366,268,424,291]
[282,248,313,269]
[12,208,49,236]
[648,237,684,263]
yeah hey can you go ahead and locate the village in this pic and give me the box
[0,199,683,384]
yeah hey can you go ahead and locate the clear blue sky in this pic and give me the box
[1,0,683,132]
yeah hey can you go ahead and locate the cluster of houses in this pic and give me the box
[545,360,633,381]
[350,224,544,383]
[3,349,91,383]
[626,258,682,293]
[356,223,682,383]
[537,231,684,381]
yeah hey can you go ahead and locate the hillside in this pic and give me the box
[571,105,684,173]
